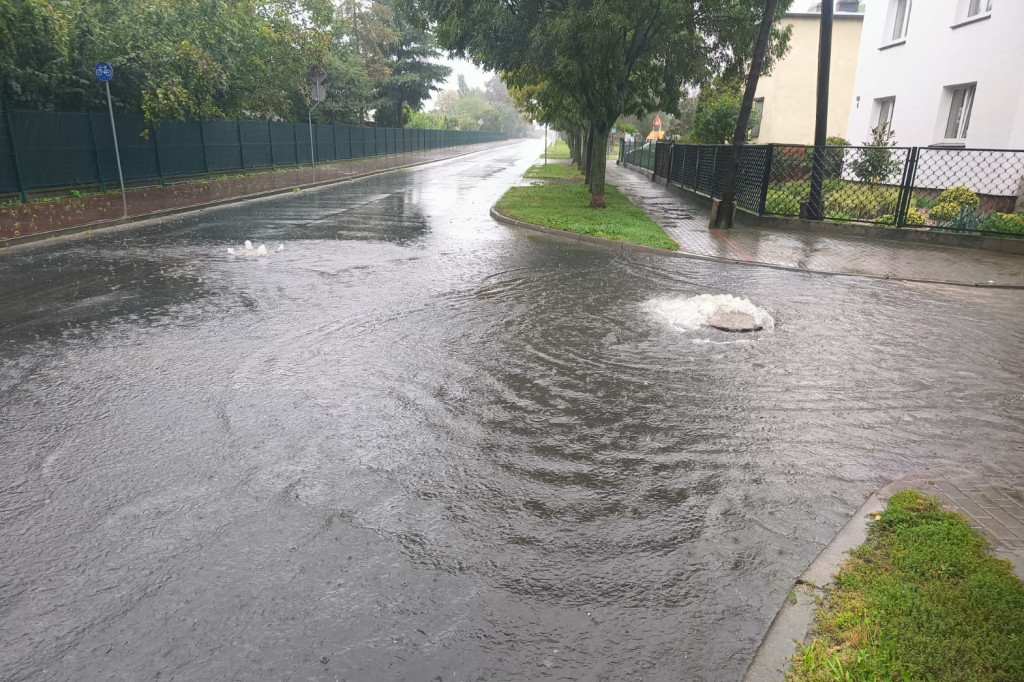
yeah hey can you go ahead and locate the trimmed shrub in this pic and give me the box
[877,207,926,226]
[825,185,899,220]
[929,201,961,222]
[936,185,980,211]
[764,191,800,215]
[978,212,1024,235]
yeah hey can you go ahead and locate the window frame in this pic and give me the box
[750,98,764,138]
[875,97,896,131]
[884,0,912,45]
[942,84,976,141]
[967,0,993,18]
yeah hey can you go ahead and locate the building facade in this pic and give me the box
[846,0,1024,150]
[751,9,864,145]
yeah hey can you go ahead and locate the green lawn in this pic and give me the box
[494,182,678,250]
[542,138,571,160]
[523,164,584,181]
[788,489,1024,682]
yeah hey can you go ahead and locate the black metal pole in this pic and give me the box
[807,0,834,221]
[713,0,781,228]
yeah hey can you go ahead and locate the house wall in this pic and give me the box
[847,0,1024,149]
[752,13,864,145]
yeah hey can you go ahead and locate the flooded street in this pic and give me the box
[2,141,1023,681]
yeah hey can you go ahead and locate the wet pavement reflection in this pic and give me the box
[2,142,1023,681]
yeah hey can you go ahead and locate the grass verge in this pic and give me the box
[542,139,571,160]
[524,164,584,181]
[494,182,678,250]
[787,489,1024,682]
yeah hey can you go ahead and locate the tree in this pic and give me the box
[1,0,338,125]
[316,38,376,124]
[690,85,753,144]
[408,0,792,208]
[366,0,450,125]
[849,123,901,183]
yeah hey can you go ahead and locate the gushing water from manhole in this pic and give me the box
[646,294,774,332]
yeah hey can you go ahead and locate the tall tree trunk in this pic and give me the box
[588,124,610,208]
[583,121,595,185]
[715,0,781,228]
[567,130,581,166]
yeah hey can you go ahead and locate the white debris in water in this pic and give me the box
[226,240,285,257]
[646,294,774,331]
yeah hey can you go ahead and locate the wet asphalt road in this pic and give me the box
[1,141,1023,681]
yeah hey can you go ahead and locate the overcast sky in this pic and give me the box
[425,56,492,110]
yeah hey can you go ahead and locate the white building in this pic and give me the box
[846,0,1024,204]
[847,0,1024,150]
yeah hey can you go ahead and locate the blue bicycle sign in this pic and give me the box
[94,62,113,82]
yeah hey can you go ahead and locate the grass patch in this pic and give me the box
[494,182,678,250]
[523,164,584,181]
[542,138,571,160]
[788,489,1024,682]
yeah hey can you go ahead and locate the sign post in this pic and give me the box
[95,62,127,217]
[309,67,327,176]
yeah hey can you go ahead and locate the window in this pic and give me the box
[967,0,992,17]
[944,84,975,140]
[751,98,764,138]
[875,98,895,130]
[886,0,911,43]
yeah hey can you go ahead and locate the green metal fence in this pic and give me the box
[0,109,508,201]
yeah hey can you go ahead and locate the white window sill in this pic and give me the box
[951,13,991,29]
[878,38,906,51]
[930,141,967,148]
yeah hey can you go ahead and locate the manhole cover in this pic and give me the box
[707,311,763,332]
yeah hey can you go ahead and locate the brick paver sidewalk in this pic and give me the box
[883,473,1024,579]
[608,163,1024,287]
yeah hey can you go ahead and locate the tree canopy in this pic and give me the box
[0,0,457,130]
[406,0,792,206]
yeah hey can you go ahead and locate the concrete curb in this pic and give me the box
[741,491,886,682]
[0,142,514,253]
[741,473,966,682]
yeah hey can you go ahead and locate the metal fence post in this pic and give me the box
[4,108,27,203]
[292,123,299,166]
[236,119,246,176]
[87,112,107,192]
[710,147,718,197]
[267,121,275,168]
[152,123,165,186]
[198,118,211,179]
[758,144,774,215]
[895,146,919,228]
[333,124,340,161]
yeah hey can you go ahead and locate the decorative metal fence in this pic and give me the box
[0,108,508,202]
[621,139,1024,237]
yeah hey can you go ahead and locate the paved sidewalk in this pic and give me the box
[609,163,1024,287]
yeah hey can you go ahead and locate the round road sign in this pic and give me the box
[94,62,113,82]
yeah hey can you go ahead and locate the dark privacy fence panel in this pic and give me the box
[1,108,507,198]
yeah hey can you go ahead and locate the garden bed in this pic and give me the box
[494,182,678,250]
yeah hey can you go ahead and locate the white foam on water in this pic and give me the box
[646,294,775,332]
